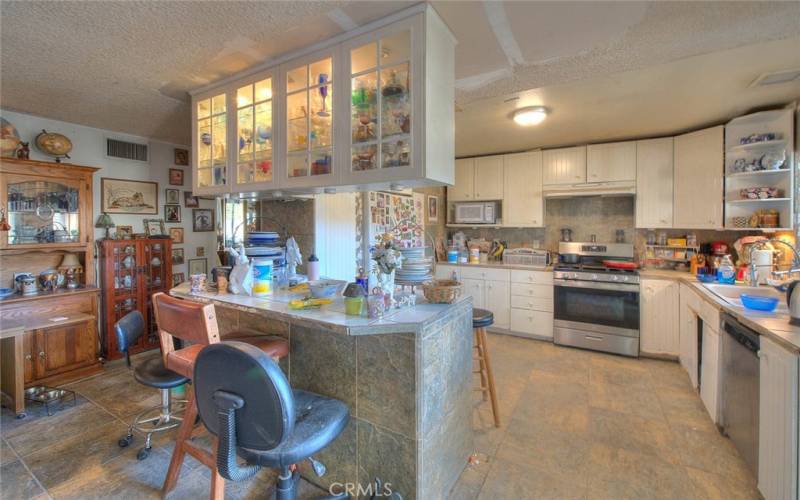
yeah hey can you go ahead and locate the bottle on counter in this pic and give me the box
[717,254,736,284]
[307,254,320,281]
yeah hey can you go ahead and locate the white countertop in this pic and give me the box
[437,261,553,271]
[170,282,470,336]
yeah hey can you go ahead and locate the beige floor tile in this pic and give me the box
[588,379,666,421]
[643,358,693,390]
[587,442,699,500]
[588,407,680,464]
[1,437,19,466]
[685,466,761,500]
[479,456,587,500]
[0,459,46,499]
[446,453,491,500]
[670,424,755,481]
[657,386,719,433]
[589,358,652,390]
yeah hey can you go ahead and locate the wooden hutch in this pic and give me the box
[0,159,101,416]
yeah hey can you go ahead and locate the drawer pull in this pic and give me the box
[585,335,604,342]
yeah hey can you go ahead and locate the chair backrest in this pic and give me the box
[114,310,144,366]
[194,341,295,451]
[152,292,221,366]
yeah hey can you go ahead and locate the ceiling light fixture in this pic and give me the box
[512,106,548,126]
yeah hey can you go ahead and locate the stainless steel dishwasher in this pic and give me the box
[720,313,760,478]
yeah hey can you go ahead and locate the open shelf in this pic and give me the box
[727,139,787,153]
[726,169,790,178]
[726,197,792,204]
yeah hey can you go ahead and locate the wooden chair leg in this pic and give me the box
[479,327,500,427]
[474,330,489,401]
[162,389,197,494]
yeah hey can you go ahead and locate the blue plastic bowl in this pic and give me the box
[740,294,779,312]
[696,273,716,283]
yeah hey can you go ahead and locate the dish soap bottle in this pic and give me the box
[717,254,736,284]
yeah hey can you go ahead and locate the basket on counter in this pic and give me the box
[421,279,462,304]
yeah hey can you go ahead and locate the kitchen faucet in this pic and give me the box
[747,238,800,286]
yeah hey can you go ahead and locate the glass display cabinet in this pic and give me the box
[235,74,276,190]
[283,50,337,188]
[195,92,229,194]
[98,238,173,359]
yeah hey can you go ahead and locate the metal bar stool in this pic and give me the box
[114,310,188,460]
[152,292,290,500]
[473,308,500,427]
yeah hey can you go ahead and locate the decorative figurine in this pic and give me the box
[15,141,29,160]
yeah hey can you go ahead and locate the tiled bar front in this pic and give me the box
[175,290,474,500]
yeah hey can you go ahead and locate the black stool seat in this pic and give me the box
[238,389,349,469]
[134,357,189,389]
[472,308,494,328]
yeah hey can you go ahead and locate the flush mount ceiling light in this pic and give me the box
[512,106,548,126]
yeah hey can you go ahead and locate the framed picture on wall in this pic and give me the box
[165,188,180,204]
[101,177,158,215]
[172,248,184,265]
[188,258,207,276]
[115,225,133,239]
[196,246,205,257]
[174,148,189,166]
[143,219,166,236]
[184,191,199,208]
[169,168,184,186]
[169,227,184,244]
[165,204,181,223]
[173,273,185,285]
[192,208,215,232]
[427,195,439,223]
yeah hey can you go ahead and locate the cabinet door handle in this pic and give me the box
[25,354,32,361]
[38,351,46,359]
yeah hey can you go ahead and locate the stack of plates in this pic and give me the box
[396,247,433,284]
[246,231,280,246]
[245,246,284,257]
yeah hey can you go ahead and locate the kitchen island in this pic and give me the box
[170,283,473,500]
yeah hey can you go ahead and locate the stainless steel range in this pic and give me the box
[553,242,640,357]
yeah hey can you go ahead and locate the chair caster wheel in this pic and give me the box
[118,434,133,448]
[15,413,26,419]
[136,447,151,460]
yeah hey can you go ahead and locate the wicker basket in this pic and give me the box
[422,279,462,304]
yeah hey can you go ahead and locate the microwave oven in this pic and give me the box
[454,202,498,224]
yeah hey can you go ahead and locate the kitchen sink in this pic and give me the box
[701,283,789,314]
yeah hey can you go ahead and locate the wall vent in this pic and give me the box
[106,137,149,163]
[750,68,800,87]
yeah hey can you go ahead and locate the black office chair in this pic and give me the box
[115,311,188,460]
[194,341,350,500]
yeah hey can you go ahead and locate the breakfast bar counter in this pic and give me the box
[170,283,473,499]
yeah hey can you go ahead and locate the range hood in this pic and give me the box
[544,181,635,198]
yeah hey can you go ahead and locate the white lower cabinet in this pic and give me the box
[640,279,680,356]
[679,284,700,388]
[461,278,485,309]
[510,309,554,338]
[485,280,510,329]
[700,323,720,422]
[758,337,799,500]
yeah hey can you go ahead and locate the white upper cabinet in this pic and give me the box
[542,146,586,185]
[473,155,504,200]
[586,141,636,183]
[636,137,674,228]
[448,158,474,201]
[503,151,543,227]
[191,6,455,196]
[673,126,724,229]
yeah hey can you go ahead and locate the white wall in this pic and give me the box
[314,192,358,282]
[0,109,218,283]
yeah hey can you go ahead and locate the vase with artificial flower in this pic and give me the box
[371,232,403,305]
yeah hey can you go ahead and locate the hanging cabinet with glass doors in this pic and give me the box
[190,5,455,197]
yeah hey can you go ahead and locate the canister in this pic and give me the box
[252,258,273,296]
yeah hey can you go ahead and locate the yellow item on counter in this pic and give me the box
[288,298,333,309]
[690,255,699,275]
[668,238,687,247]
[288,283,310,293]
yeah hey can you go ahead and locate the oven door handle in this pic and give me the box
[553,279,640,293]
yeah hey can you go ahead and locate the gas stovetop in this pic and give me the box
[555,241,640,285]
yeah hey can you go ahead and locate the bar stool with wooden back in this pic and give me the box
[473,308,500,427]
[152,292,289,499]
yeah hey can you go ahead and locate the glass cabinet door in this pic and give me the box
[111,243,139,298]
[236,77,274,186]
[197,93,228,189]
[349,29,411,174]
[142,241,167,291]
[286,56,334,180]
[6,177,80,245]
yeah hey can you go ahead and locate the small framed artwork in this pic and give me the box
[197,246,205,257]
[172,248,185,265]
[427,195,439,223]
[165,204,181,223]
[169,227,184,244]
[143,219,166,237]
[174,148,189,166]
[115,225,133,239]
[184,191,199,208]
[165,188,180,205]
[169,168,184,186]
[192,208,215,232]
[188,258,207,276]
[173,272,185,285]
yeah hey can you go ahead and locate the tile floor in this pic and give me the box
[1,334,760,499]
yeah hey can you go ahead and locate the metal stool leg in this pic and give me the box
[478,327,500,427]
